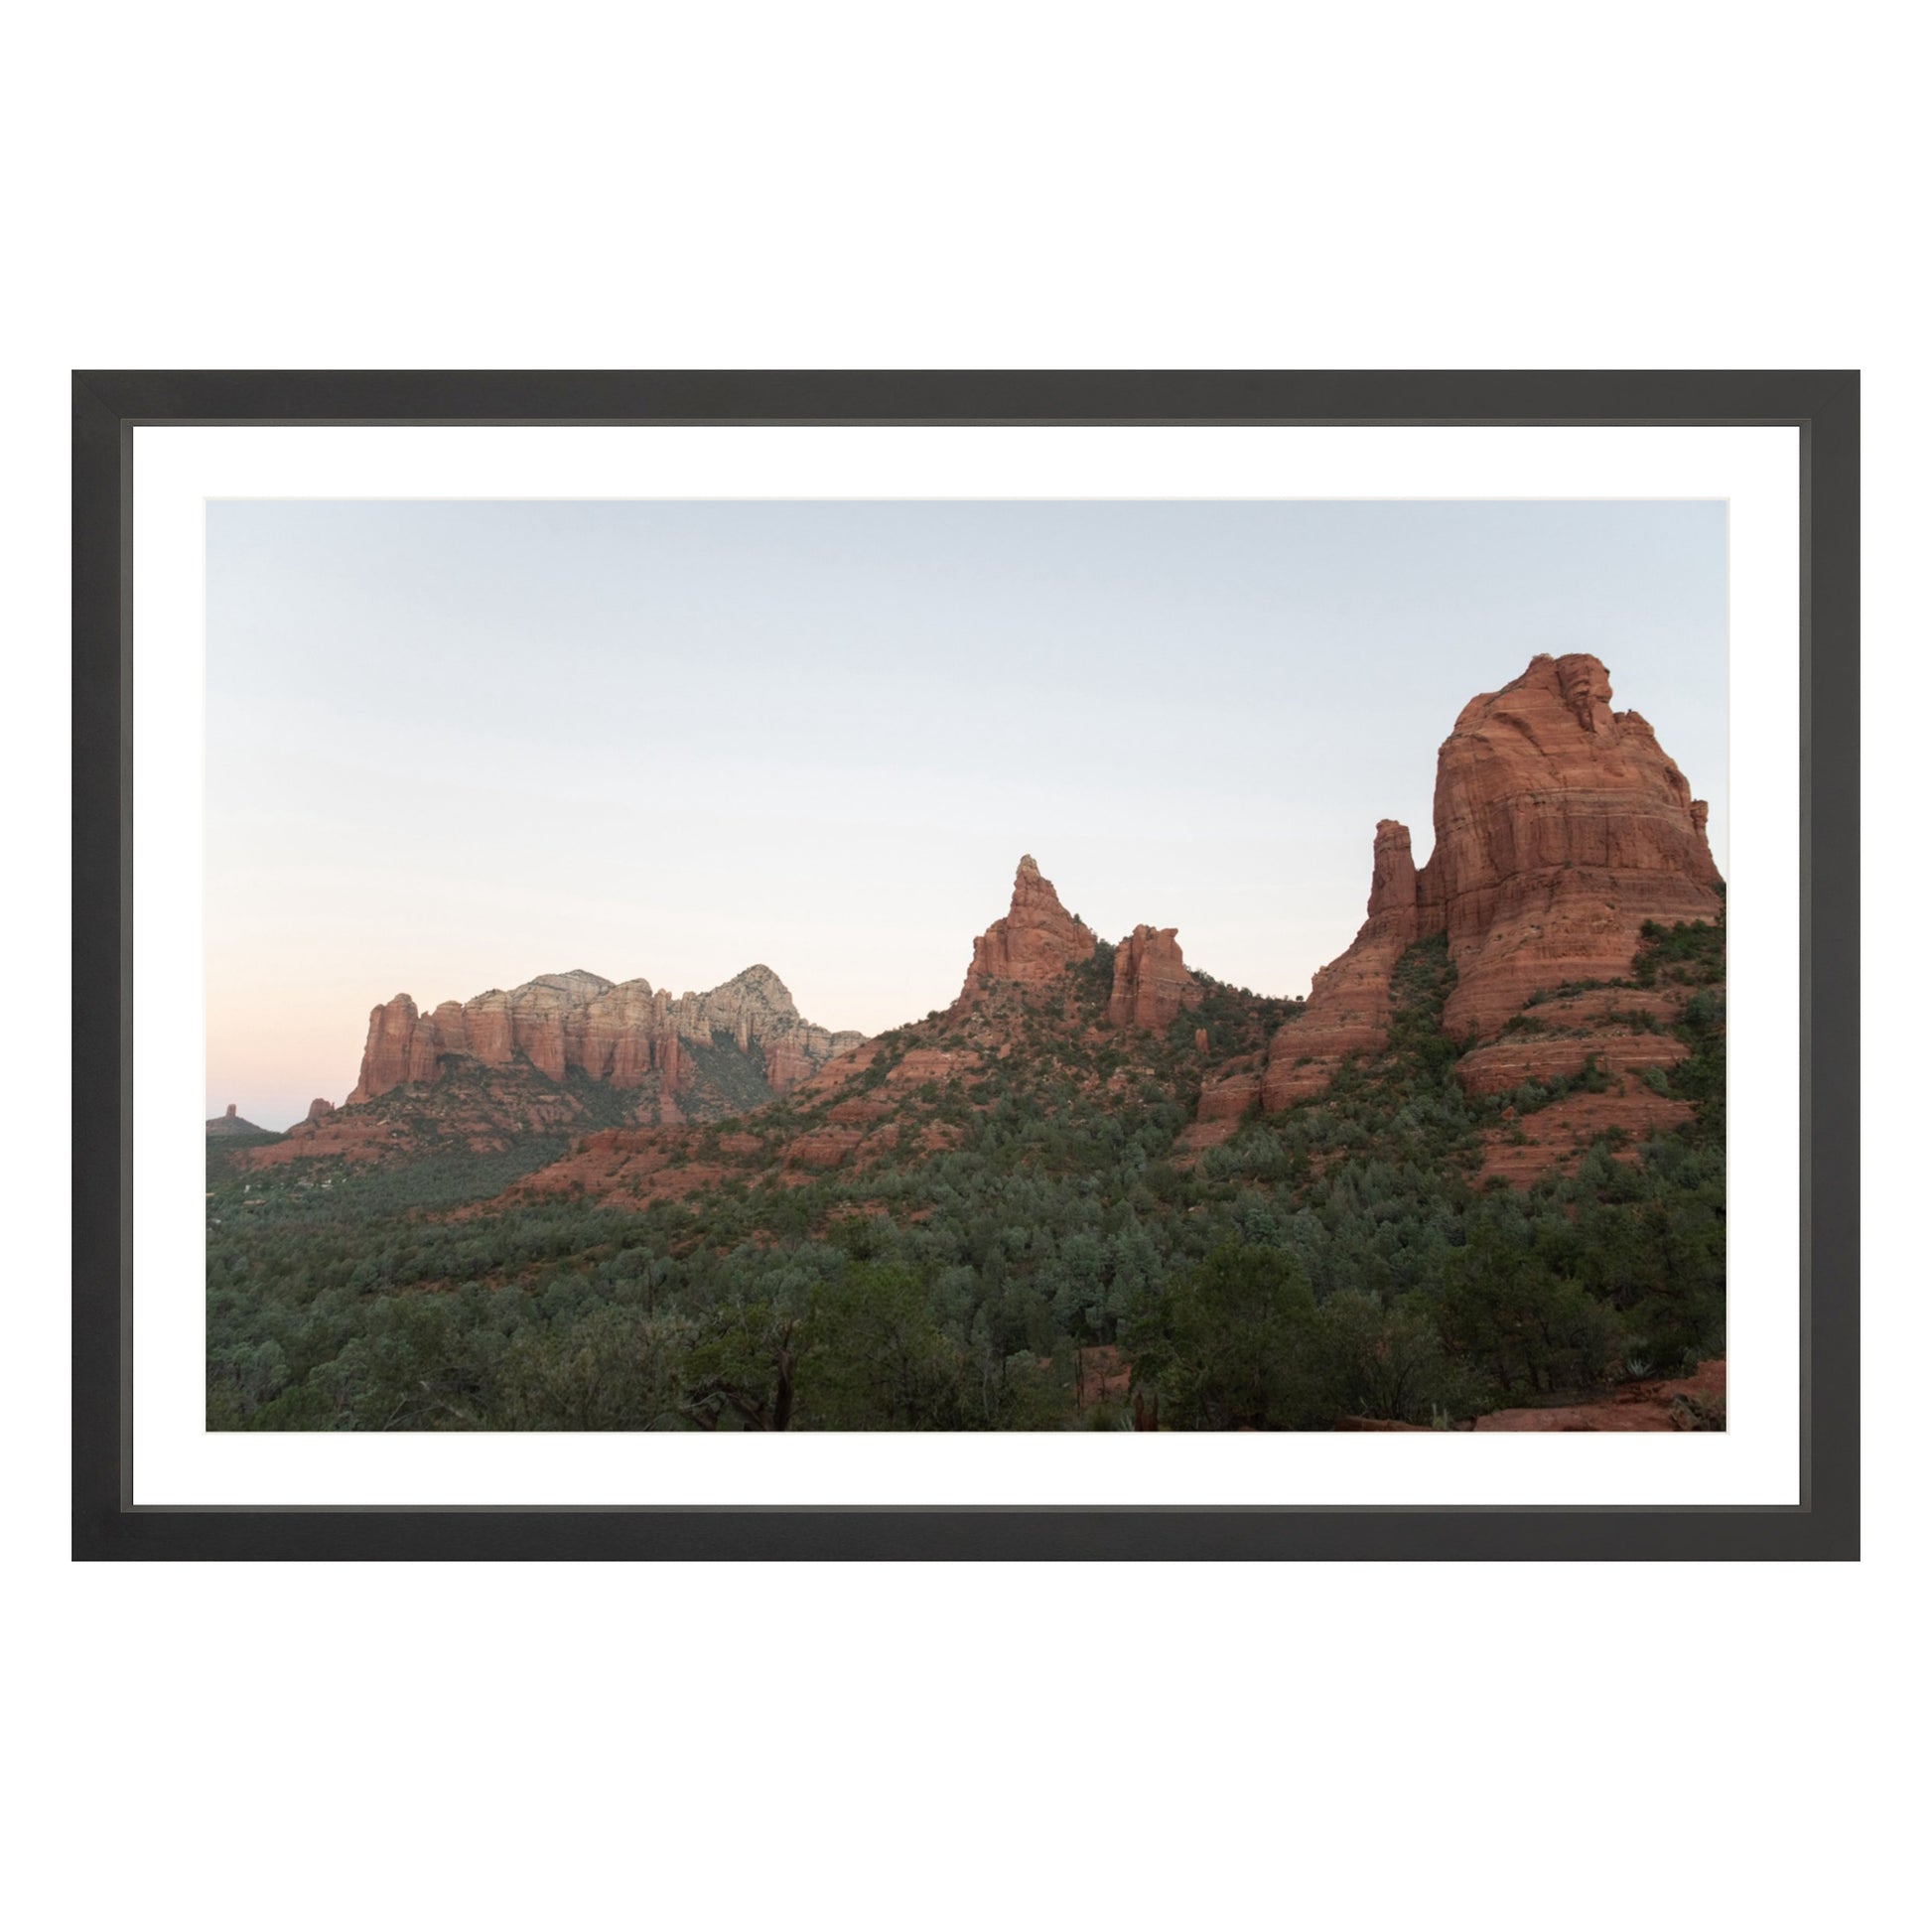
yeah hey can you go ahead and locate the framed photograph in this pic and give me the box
[71,371,1859,1559]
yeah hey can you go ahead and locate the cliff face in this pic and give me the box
[1422,652,1723,1039]
[348,994,434,1103]
[671,963,866,1088]
[1261,821,1423,1109]
[955,855,1095,1006]
[345,964,861,1109]
[1106,924,1202,1032]
[1258,653,1722,1112]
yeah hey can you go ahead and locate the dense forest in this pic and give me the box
[207,918,1725,1432]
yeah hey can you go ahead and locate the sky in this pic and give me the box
[206,498,1727,1128]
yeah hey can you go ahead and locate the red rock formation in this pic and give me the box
[346,994,426,1105]
[1258,654,1722,1113]
[460,989,513,1066]
[956,855,1095,1005]
[666,964,864,1094]
[427,1001,469,1058]
[480,970,614,1083]
[1106,924,1202,1031]
[1472,1086,1695,1187]
[1424,653,1723,1039]
[344,964,860,1109]
[1195,1066,1262,1121]
[1452,989,1686,1098]
[1262,819,1423,1109]
[566,979,666,1087]
[306,1098,333,1122]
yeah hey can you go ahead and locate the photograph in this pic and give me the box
[32,0,1891,1913]
[204,496,1728,1436]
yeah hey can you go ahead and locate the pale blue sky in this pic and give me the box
[207,499,1726,1127]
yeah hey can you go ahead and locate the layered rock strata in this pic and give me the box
[1256,653,1722,1112]
[1423,652,1723,1040]
[954,855,1095,1006]
[1106,924,1202,1032]
[345,965,861,1107]
[1260,820,1424,1108]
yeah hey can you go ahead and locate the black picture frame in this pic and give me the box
[71,370,1860,1561]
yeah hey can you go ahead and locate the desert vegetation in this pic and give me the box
[207,918,1724,1432]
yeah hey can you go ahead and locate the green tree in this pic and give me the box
[1128,1240,1322,1430]
[683,1299,800,1431]
[1314,1288,1474,1423]
[794,1265,968,1430]
[496,1308,691,1431]
[1439,1223,1615,1398]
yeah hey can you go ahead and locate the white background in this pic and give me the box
[10,5,1918,1930]
[136,423,1798,1508]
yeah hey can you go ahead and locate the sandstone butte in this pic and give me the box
[953,853,1096,1002]
[1242,650,1723,1118]
[1107,923,1203,1032]
[345,963,863,1109]
[953,855,1206,1033]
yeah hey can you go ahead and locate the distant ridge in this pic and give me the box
[225,963,865,1178]
[345,963,863,1113]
